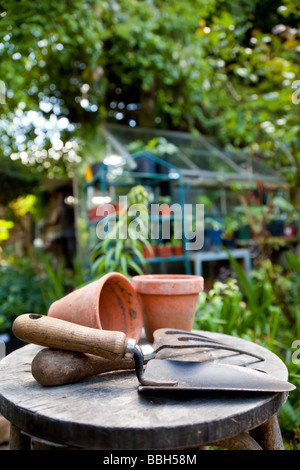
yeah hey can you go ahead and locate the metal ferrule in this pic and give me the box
[124,338,137,360]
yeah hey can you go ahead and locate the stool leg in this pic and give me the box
[249,415,284,450]
[213,432,262,450]
[9,424,31,450]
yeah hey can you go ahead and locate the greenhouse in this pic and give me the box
[101,123,288,189]
[96,123,291,221]
[80,123,297,283]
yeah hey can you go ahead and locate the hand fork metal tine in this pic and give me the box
[158,330,265,363]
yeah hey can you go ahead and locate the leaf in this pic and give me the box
[115,239,123,263]
[224,247,255,304]
[285,252,300,276]
[104,247,116,271]
[91,255,106,277]
[120,254,129,277]
[269,306,281,341]
[128,259,144,276]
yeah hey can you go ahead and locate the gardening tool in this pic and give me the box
[31,348,136,386]
[31,326,266,386]
[12,314,296,393]
[30,325,266,386]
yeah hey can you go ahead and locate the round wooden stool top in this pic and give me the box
[0,330,290,450]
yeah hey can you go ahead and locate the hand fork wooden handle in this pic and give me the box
[12,313,136,361]
[13,314,173,387]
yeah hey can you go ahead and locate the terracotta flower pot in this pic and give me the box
[48,272,143,341]
[157,245,172,258]
[143,245,156,259]
[159,205,171,217]
[172,245,184,256]
[132,274,204,342]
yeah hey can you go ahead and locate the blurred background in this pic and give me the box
[0,0,300,447]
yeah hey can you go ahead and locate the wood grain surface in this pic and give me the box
[0,330,290,449]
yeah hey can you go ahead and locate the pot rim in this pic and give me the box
[131,274,204,295]
[49,271,143,340]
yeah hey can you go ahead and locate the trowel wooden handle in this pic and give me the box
[31,348,135,386]
[12,314,134,361]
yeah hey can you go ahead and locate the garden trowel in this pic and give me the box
[30,325,266,386]
[12,314,295,393]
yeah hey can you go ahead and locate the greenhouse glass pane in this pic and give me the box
[103,124,284,184]
[105,124,240,174]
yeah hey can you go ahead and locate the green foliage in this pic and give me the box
[0,257,47,332]
[90,185,152,279]
[0,219,14,242]
[1,0,299,194]
[127,137,179,158]
[194,272,283,345]
[0,1,104,120]
[194,249,300,434]
[0,250,88,332]
[194,279,245,336]
[33,251,88,307]
[35,253,68,304]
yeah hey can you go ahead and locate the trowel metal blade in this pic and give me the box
[139,359,296,393]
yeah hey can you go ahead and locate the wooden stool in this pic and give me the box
[0,330,290,450]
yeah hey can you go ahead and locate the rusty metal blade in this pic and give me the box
[138,359,296,393]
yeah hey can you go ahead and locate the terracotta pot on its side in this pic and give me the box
[132,274,204,342]
[48,272,143,341]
